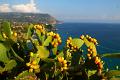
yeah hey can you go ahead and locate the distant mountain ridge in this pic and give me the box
[0,12,57,24]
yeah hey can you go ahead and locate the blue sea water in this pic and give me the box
[56,22,120,70]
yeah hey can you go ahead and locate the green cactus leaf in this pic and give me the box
[41,35,45,44]
[0,43,10,63]
[52,47,57,55]
[105,70,120,78]
[15,70,36,80]
[37,46,49,59]
[88,70,97,78]
[102,53,120,58]
[55,51,64,59]
[43,36,52,46]
[27,24,34,39]
[0,32,5,41]
[2,21,12,38]
[72,38,84,48]
[4,59,17,71]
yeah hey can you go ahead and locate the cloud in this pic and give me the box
[12,0,39,13]
[0,0,39,13]
[0,4,11,12]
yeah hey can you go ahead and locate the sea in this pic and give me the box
[56,22,120,70]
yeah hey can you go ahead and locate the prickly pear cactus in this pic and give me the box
[0,21,120,80]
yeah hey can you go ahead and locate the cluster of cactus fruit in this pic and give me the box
[47,31,62,47]
[57,57,68,71]
[66,37,79,52]
[34,24,46,35]
[2,31,17,39]
[26,52,40,73]
[0,21,120,80]
[80,35,103,72]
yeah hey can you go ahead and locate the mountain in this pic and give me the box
[0,12,57,24]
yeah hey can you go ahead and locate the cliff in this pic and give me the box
[0,12,57,24]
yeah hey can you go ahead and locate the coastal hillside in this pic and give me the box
[0,12,57,24]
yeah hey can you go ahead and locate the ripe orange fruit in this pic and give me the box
[68,37,72,40]
[32,61,37,65]
[63,60,67,64]
[98,62,103,69]
[80,35,84,40]
[87,53,91,57]
[37,25,42,30]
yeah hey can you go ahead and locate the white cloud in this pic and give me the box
[12,0,39,13]
[0,4,11,12]
[0,0,39,13]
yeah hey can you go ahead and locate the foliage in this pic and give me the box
[0,21,119,80]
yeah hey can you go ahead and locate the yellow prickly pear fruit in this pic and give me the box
[90,38,94,42]
[71,46,74,50]
[58,57,63,63]
[73,46,77,49]
[61,67,63,71]
[86,35,89,38]
[64,64,67,67]
[32,60,37,65]
[34,25,37,29]
[92,52,97,57]
[88,36,91,40]
[87,48,91,52]
[89,46,93,50]
[13,32,17,37]
[68,37,72,40]
[96,59,101,64]
[63,67,68,70]
[87,53,91,57]
[26,63,31,67]
[80,35,84,40]
[61,57,64,62]
[58,39,62,44]
[29,68,33,72]
[11,31,13,35]
[30,65,34,69]
[30,52,34,57]
[50,31,54,36]
[53,44,57,47]
[93,38,97,43]
[73,49,77,52]
[95,56,99,61]
[37,25,42,30]
[63,60,67,64]
[54,33,59,38]
[33,65,39,69]
[51,41,54,46]
[88,57,91,60]
[2,33,7,39]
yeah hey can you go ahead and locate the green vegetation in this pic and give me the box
[0,21,120,80]
[0,12,57,24]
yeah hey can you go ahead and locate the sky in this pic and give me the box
[0,0,120,23]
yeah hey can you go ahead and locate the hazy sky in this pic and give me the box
[0,0,120,23]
